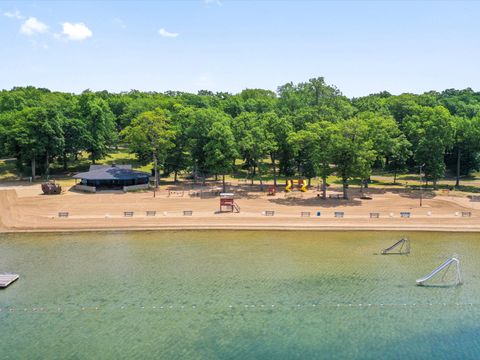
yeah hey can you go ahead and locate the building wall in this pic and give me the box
[81,176,149,188]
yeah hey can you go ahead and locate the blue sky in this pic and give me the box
[1,0,479,97]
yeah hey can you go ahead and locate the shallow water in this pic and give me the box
[0,230,479,359]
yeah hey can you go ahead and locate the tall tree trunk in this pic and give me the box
[174,170,178,183]
[322,176,327,199]
[393,170,397,184]
[258,163,263,191]
[215,174,218,181]
[455,148,461,187]
[63,150,68,171]
[31,155,36,180]
[308,177,311,187]
[222,174,226,193]
[194,162,198,185]
[270,153,277,187]
[342,177,348,199]
[45,150,49,180]
[153,152,158,188]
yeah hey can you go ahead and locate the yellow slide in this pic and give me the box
[285,180,293,192]
[300,181,307,192]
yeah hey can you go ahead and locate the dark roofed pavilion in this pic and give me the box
[74,164,150,190]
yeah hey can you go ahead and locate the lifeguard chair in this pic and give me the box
[220,193,240,213]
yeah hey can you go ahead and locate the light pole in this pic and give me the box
[419,163,425,207]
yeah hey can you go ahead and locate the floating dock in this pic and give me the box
[0,274,19,288]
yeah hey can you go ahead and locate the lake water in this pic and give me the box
[1,230,479,359]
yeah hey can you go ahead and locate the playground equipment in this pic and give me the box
[381,237,410,255]
[220,193,240,213]
[41,181,62,195]
[285,179,307,192]
[285,180,293,192]
[416,256,463,286]
[299,179,307,192]
[268,186,276,196]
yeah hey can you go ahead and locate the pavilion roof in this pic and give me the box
[73,165,150,180]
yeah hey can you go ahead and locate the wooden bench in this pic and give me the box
[124,211,134,217]
[146,211,156,217]
[370,212,380,218]
[183,210,193,216]
[301,211,311,217]
[334,212,344,218]
[462,211,472,217]
[168,190,184,197]
[400,212,411,218]
[264,211,275,216]
[58,211,69,218]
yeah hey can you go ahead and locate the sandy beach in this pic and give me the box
[1,183,479,233]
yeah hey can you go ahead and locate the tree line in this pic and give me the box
[1,78,480,197]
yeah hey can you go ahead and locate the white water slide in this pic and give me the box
[416,257,463,286]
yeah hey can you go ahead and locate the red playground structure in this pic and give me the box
[220,193,240,213]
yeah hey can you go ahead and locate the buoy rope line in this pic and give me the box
[0,302,477,313]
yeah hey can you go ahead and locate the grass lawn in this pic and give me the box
[1,150,480,194]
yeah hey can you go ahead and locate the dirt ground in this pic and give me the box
[1,182,480,233]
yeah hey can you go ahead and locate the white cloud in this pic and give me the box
[158,28,179,38]
[20,17,48,36]
[4,10,24,19]
[61,22,93,41]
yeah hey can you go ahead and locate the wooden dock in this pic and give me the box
[0,274,19,288]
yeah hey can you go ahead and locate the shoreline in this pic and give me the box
[2,186,480,235]
[2,223,480,234]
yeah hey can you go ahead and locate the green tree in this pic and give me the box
[61,117,89,170]
[187,108,230,182]
[121,108,175,188]
[204,121,238,192]
[164,105,194,182]
[7,107,64,179]
[288,121,336,197]
[234,112,276,187]
[450,115,480,186]
[386,135,412,184]
[331,118,376,199]
[79,92,116,164]
[403,106,454,188]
